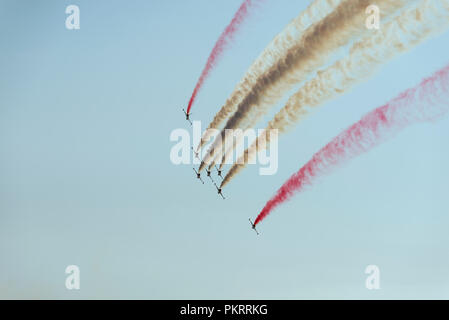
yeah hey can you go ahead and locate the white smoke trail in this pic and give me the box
[197,0,345,152]
[202,0,415,172]
[222,0,449,186]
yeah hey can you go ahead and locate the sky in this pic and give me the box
[1,0,449,299]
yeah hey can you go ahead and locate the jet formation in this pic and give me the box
[182,108,258,234]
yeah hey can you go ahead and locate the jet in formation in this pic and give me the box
[215,165,223,179]
[249,218,259,235]
[214,182,225,199]
[182,108,192,126]
[193,168,204,184]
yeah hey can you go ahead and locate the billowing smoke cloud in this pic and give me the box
[254,62,449,226]
[186,0,262,115]
[203,0,415,170]
[222,0,449,187]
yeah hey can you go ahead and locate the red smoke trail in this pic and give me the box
[186,0,260,115]
[254,64,449,226]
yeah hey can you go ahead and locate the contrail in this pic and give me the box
[201,0,415,171]
[186,0,262,115]
[222,0,449,187]
[196,0,345,151]
[254,62,449,226]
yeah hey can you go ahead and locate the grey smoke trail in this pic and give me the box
[197,0,345,153]
[203,0,414,171]
[222,0,449,187]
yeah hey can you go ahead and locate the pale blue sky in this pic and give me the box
[1,0,449,299]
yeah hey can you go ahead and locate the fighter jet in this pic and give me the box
[191,147,200,160]
[248,218,259,235]
[183,108,192,126]
[214,165,223,179]
[206,168,215,183]
[193,168,204,184]
[213,182,225,199]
